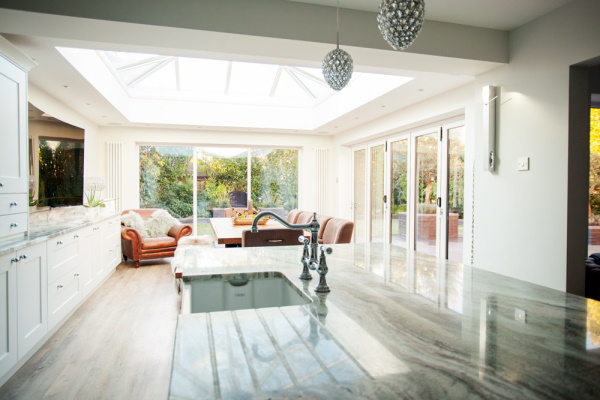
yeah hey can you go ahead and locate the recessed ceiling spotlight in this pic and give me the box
[63,85,70,89]
[101,115,107,118]
[418,88,424,92]
[85,103,91,106]
[381,105,387,108]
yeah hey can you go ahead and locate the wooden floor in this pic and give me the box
[0,259,180,400]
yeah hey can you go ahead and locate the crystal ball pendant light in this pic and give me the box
[322,1,353,91]
[377,0,425,51]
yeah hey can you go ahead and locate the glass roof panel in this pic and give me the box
[57,47,413,130]
[178,58,228,94]
[228,61,279,96]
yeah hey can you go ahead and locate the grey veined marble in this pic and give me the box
[170,243,600,399]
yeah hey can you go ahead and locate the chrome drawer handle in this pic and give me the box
[74,273,80,277]
[57,241,63,245]
[0,183,3,187]
[19,254,27,260]
[57,285,64,289]
[74,235,79,238]
[10,202,18,206]
[10,258,19,263]
[10,223,18,228]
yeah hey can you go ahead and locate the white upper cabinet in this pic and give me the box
[0,54,27,195]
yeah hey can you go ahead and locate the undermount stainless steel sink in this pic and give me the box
[182,272,311,314]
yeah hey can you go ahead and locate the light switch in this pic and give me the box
[515,308,527,323]
[517,157,529,171]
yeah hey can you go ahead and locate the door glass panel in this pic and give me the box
[447,126,465,262]
[195,147,248,219]
[391,139,408,248]
[370,144,385,242]
[139,145,194,222]
[415,134,438,256]
[250,148,298,215]
[590,106,600,255]
[353,149,367,243]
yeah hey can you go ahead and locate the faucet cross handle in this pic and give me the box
[314,246,332,293]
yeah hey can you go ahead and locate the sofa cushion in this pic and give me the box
[121,211,148,237]
[145,209,180,237]
[141,236,177,249]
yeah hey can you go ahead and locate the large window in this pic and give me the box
[139,145,298,223]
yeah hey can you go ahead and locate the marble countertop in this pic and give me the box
[171,243,600,400]
[0,212,118,256]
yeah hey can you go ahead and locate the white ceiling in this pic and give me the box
[1,0,576,135]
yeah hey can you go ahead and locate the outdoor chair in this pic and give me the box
[229,191,247,208]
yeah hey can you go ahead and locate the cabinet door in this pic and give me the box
[91,224,103,279]
[0,55,27,195]
[103,217,121,274]
[0,252,17,377]
[47,232,79,284]
[16,242,47,358]
[79,227,95,297]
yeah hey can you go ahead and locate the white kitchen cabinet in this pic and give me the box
[0,53,29,243]
[102,216,121,278]
[47,231,81,284]
[78,226,95,298]
[16,242,47,358]
[0,251,18,378]
[47,265,81,330]
[47,232,82,331]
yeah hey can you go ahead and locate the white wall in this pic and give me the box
[97,127,334,213]
[333,0,600,291]
[473,0,600,290]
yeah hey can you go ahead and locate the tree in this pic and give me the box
[590,108,600,221]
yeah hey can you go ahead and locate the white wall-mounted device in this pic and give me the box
[482,85,498,171]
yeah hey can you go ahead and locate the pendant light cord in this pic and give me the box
[336,0,340,49]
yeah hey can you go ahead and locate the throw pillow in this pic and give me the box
[145,209,180,237]
[121,211,148,237]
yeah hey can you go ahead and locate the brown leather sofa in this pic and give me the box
[121,209,192,268]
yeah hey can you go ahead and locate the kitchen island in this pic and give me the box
[170,243,600,399]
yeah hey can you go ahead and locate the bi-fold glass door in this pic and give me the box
[352,121,466,263]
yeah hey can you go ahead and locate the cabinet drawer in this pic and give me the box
[47,267,81,330]
[47,233,81,284]
[0,213,27,238]
[0,194,28,216]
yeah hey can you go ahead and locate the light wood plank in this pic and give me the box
[0,259,179,400]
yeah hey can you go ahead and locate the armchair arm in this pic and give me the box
[121,226,143,243]
[168,224,193,242]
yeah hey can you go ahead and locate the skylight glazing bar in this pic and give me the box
[224,61,233,94]
[286,68,316,99]
[269,66,284,97]
[288,67,328,87]
[116,55,171,72]
[127,58,173,87]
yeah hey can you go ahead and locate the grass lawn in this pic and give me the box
[195,223,216,240]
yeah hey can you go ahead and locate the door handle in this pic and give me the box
[437,197,442,207]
